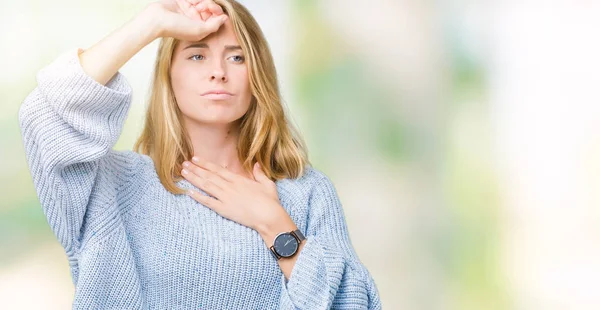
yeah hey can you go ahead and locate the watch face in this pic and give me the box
[273,233,299,258]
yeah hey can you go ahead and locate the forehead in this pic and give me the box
[177,19,240,51]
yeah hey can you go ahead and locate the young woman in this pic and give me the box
[18,0,382,308]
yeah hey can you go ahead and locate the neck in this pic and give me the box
[184,118,244,174]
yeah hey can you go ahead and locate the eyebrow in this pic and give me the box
[183,43,242,51]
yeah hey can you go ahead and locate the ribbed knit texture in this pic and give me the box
[18,48,382,310]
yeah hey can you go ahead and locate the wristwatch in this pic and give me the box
[269,229,306,260]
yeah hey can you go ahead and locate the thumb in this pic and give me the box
[203,14,228,33]
[253,162,270,184]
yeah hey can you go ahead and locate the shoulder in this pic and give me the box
[277,165,336,196]
[276,165,341,213]
[274,165,341,232]
[301,165,339,199]
[300,165,334,186]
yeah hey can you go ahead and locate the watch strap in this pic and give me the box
[269,245,281,260]
[291,229,305,242]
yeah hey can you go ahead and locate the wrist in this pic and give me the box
[257,217,298,247]
[137,4,165,41]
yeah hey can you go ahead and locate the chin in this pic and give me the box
[180,102,249,125]
[186,113,245,126]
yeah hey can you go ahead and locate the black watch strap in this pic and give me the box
[269,246,281,260]
[291,229,305,242]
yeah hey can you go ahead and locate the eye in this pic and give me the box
[228,55,245,63]
[189,54,205,61]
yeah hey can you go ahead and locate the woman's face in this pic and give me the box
[170,20,252,126]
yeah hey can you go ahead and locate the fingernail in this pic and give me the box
[182,169,189,175]
[192,156,199,162]
[183,161,189,168]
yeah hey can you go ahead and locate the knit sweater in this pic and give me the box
[17,47,382,310]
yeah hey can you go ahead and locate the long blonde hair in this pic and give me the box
[133,0,310,195]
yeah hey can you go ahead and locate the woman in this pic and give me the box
[18,0,382,308]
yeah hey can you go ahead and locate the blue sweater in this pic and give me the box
[18,48,382,309]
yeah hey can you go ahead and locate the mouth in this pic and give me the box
[201,90,234,100]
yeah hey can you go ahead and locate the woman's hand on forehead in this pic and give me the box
[184,0,224,21]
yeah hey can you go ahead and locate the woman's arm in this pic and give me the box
[17,4,163,256]
[277,170,383,310]
[18,1,228,256]
[78,7,160,86]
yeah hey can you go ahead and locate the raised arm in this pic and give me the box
[17,0,228,256]
[17,8,156,256]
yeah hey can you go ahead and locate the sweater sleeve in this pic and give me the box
[17,47,133,258]
[278,171,383,310]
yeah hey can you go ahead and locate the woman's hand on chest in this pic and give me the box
[181,157,292,234]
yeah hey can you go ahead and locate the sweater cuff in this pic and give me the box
[279,236,346,309]
[36,47,132,116]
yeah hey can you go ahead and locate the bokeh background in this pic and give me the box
[2,0,600,309]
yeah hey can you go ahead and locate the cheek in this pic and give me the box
[171,68,204,107]
[172,67,196,91]
[235,70,252,103]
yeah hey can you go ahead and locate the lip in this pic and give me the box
[201,90,234,100]
[201,90,233,95]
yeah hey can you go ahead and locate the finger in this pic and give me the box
[175,0,191,16]
[187,188,224,211]
[175,0,197,19]
[206,15,228,33]
[207,2,224,15]
[195,2,223,19]
[194,2,205,10]
[185,162,230,189]
[185,0,202,5]
[173,0,185,15]
[182,168,226,199]
[194,3,210,21]
[187,5,202,20]
[176,0,202,20]
[252,162,272,185]
[191,156,239,183]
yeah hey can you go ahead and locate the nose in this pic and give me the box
[210,71,227,82]
[209,60,227,82]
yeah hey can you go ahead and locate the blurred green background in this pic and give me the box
[3,1,600,309]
